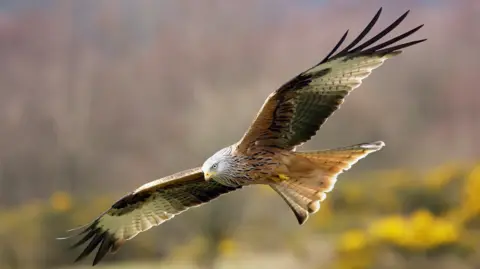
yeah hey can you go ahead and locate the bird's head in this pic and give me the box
[202,147,232,181]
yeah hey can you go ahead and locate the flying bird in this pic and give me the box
[61,8,425,265]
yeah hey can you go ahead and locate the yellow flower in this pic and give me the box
[369,215,406,243]
[50,191,72,212]
[429,219,459,245]
[410,210,434,235]
[218,238,236,257]
[424,163,460,189]
[338,229,368,252]
[369,210,460,250]
[461,164,480,221]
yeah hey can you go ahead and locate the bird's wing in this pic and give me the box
[62,167,240,266]
[234,8,425,153]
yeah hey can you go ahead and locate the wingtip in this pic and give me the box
[412,24,425,33]
[56,226,89,241]
[416,38,428,44]
[296,210,309,225]
[297,215,308,225]
[56,236,71,240]
[74,255,83,263]
[372,7,383,24]
[92,252,107,266]
[395,9,411,25]
[74,249,90,264]
[339,29,350,42]
[360,141,385,151]
[374,141,386,148]
[398,9,411,22]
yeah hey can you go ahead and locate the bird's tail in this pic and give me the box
[270,141,385,224]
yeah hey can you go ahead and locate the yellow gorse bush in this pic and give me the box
[218,238,237,257]
[368,214,406,244]
[424,163,462,189]
[1,163,479,268]
[460,164,480,222]
[338,229,368,252]
[50,191,72,212]
[366,210,459,250]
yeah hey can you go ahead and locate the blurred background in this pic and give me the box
[0,0,479,268]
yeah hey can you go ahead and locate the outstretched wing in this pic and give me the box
[62,167,240,266]
[235,8,425,153]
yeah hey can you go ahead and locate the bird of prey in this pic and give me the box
[61,8,425,265]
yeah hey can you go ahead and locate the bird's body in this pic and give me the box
[203,145,290,187]
[61,8,426,265]
[205,141,385,222]
[205,145,334,186]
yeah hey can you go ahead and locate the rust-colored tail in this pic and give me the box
[271,141,385,224]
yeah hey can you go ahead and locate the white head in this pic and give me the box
[201,147,232,181]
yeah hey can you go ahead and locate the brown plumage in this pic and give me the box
[60,8,425,265]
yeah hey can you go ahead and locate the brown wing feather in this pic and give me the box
[235,8,425,153]
[62,167,240,266]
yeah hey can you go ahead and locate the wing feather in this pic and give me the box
[235,8,425,153]
[62,167,240,266]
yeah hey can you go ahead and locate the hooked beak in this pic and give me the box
[204,171,215,181]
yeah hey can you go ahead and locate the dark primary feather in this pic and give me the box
[320,29,349,64]
[319,7,382,64]
[337,8,382,54]
[236,8,426,152]
[61,168,240,266]
[348,10,411,53]
[319,8,425,63]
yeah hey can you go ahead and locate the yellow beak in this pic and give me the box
[204,171,215,180]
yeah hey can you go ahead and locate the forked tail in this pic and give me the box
[270,141,385,224]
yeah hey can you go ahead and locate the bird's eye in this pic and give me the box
[212,163,218,169]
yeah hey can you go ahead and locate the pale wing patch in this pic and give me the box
[134,167,202,193]
[98,198,176,241]
[100,186,225,242]
[305,54,393,94]
[66,172,241,266]
[96,188,227,242]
